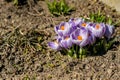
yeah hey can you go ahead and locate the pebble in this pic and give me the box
[107,69,112,74]
[101,63,106,68]
[36,66,43,72]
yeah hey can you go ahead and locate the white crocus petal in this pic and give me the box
[48,42,61,50]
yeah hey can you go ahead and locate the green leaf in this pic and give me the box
[68,50,73,57]
[46,0,74,16]
[73,54,77,58]
[107,18,112,25]
[53,12,61,16]
[13,0,18,5]
[79,48,87,58]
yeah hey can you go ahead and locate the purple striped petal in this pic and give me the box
[104,24,114,39]
[54,22,73,37]
[48,42,61,50]
[54,25,59,34]
[60,36,73,49]
[70,28,89,47]
[88,30,96,45]
[69,18,84,26]
[78,21,89,28]
[88,23,106,38]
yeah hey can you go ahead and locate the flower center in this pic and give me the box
[60,26,65,30]
[65,36,69,40]
[95,24,100,30]
[77,36,82,40]
[81,23,86,27]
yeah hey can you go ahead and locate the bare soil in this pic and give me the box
[0,0,120,80]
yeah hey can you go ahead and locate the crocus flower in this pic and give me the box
[69,18,84,27]
[104,24,114,39]
[54,22,72,37]
[77,21,90,30]
[60,35,73,49]
[87,23,106,38]
[70,28,89,47]
[88,30,96,45]
[48,38,61,50]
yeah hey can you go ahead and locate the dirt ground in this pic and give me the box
[0,0,120,80]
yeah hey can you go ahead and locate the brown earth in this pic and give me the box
[0,0,120,80]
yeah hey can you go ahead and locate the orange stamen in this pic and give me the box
[65,36,69,40]
[60,26,65,30]
[95,24,100,29]
[81,23,86,27]
[77,36,82,40]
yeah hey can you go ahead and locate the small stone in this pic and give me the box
[107,69,112,74]
[85,64,90,69]
[6,66,15,74]
[37,66,43,72]
[15,57,21,64]
[86,77,92,80]
[101,64,105,68]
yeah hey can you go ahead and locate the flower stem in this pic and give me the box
[63,49,68,54]
[76,45,79,57]
[79,48,82,59]
[72,45,75,53]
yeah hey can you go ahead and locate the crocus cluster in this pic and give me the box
[48,18,114,57]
